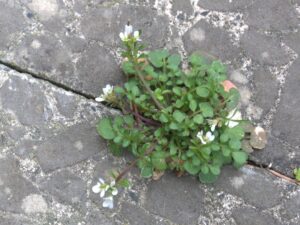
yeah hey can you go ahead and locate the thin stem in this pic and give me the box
[135,67,164,110]
[115,143,157,183]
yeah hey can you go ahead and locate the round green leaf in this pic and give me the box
[196,87,209,97]
[199,172,218,183]
[193,114,204,124]
[232,151,248,165]
[96,118,115,140]
[184,161,200,175]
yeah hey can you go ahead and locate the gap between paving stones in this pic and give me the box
[0,60,298,186]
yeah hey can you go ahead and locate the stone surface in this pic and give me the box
[0,157,39,214]
[252,66,279,117]
[272,61,300,147]
[183,20,241,62]
[232,207,280,225]
[243,0,299,31]
[198,0,257,11]
[144,173,206,225]
[1,0,300,224]
[240,29,290,66]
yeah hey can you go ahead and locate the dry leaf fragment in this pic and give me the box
[250,126,267,150]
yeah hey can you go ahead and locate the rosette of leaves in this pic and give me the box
[97,45,250,183]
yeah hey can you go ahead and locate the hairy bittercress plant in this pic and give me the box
[93,23,265,208]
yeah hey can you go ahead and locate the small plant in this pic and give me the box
[294,168,300,182]
[93,23,266,207]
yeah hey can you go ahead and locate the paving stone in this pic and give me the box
[272,61,300,147]
[232,207,281,225]
[81,4,169,49]
[120,202,169,225]
[281,191,300,220]
[172,0,194,19]
[283,31,300,55]
[198,0,257,11]
[40,170,87,207]
[250,136,300,177]
[0,2,26,52]
[240,29,289,66]
[36,122,105,173]
[243,0,299,31]
[143,173,206,225]
[183,20,241,62]
[0,157,39,214]
[252,66,279,117]
[0,216,32,225]
[213,166,284,209]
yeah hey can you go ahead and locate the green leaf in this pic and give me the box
[193,114,204,124]
[199,172,218,183]
[124,115,135,126]
[172,87,181,96]
[148,50,169,68]
[201,165,209,174]
[188,54,207,66]
[192,157,201,166]
[122,61,135,74]
[173,110,186,123]
[232,151,248,165]
[170,142,177,155]
[184,161,200,175]
[167,54,181,67]
[189,99,197,112]
[229,139,241,150]
[209,165,221,175]
[96,118,115,140]
[226,126,244,140]
[196,87,209,98]
[152,151,167,170]
[220,133,229,143]
[108,142,122,156]
[159,114,169,123]
[226,88,240,110]
[117,179,131,188]
[199,103,214,118]
[141,166,153,178]
[169,122,179,130]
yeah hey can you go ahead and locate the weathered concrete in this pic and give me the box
[1,0,300,224]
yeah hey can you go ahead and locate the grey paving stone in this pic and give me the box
[81,4,169,49]
[281,191,300,220]
[120,202,169,225]
[0,2,26,52]
[272,61,300,147]
[0,216,32,225]
[232,207,281,225]
[198,0,257,11]
[36,122,105,173]
[0,157,39,214]
[252,66,279,117]
[172,0,194,19]
[283,31,300,55]
[250,136,300,177]
[40,170,87,207]
[243,0,299,31]
[213,166,284,209]
[240,29,289,66]
[143,173,206,225]
[183,20,241,62]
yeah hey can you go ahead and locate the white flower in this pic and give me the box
[208,119,218,132]
[102,196,114,209]
[225,109,242,128]
[111,187,118,196]
[119,24,133,41]
[92,178,109,198]
[95,84,114,102]
[133,30,141,41]
[197,131,215,144]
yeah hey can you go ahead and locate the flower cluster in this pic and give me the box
[92,178,118,209]
[95,84,119,105]
[119,23,141,42]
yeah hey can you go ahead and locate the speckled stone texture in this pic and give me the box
[0,0,300,224]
